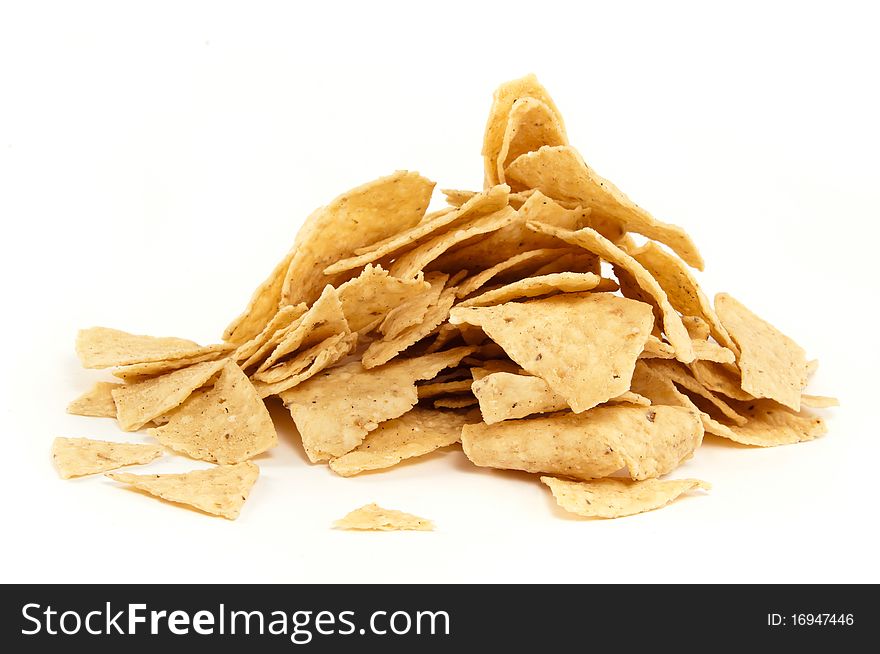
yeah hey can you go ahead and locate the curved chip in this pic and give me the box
[334,503,433,531]
[457,272,604,308]
[507,145,704,268]
[497,96,568,186]
[541,476,710,518]
[461,405,703,481]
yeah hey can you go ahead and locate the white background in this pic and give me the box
[1,1,878,584]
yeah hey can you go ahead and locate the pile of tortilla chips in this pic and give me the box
[59,75,836,524]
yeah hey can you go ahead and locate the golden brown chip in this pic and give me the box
[112,358,228,431]
[682,315,711,341]
[379,272,448,339]
[334,503,433,531]
[451,293,653,413]
[457,272,604,308]
[497,97,568,186]
[232,303,309,364]
[388,206,518,279]
[530,250,601,277]
[643,359,747,426]
[324,185,510,276]
[454,248,570,299]
[67,382,120,418]
[628,241,736,352]
[541,476,710,518]
[258,285,350,372]
[526,221,695,363]
[332,264,431,333]
[443,188,536,210]
[690,339,737,364]
[328,408,468,476]
[800,394,839,408]
[433,396,478,409]
[52,437,163,479]
[362,288,456,368]
[482,74,567,188]
[111,344,235,381]
[251,332,357,398]
[689,360,754,401]
[720,399,827,446]
[280,171,435,307]
[150,361,277,464]
[462,405,703,480]
[279,346,474,462]
[715,293,808,410]
[223,248,296,345]
[76,327,217,370]
[507,145,703,268]
[416,379,474,399]
[640,335,675,359]
[108,462,259,520]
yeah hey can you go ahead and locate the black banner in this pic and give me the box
[0,584,870,650]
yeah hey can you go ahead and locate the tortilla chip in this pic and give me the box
[378,272,447,339]
[67,382,120,418]
[329,408,467,476]
[433,396,478,409]
[643,359,747,426]
[444,188,536,210]
[324,185,510,276]
[362,288,456,368]
[715,293,808,411]
[279,346,474,462]
[388,206,518,279]
[690,339,736,364]
[801,394,839,408]
[253,330,355,385]
[720,399,827,446]
[689,360,754,401]
[112,358,228,431]
[258,285,350,371]
[526,221,695,363]
[507,145,704,268]
[531,250,602,277]
[280,171,435,307]
[52,437,163,479]
[416,379,474,399]
[640,335,675,359]
[482,74,567,188]
[541,476,710,518]
[252,333,356,398]
[450,292,653,413]
[223,247,295,345]
[150,361,277,464]
[457,272,608,308]
[334,503,433,531]
[497,97,568,186]
[454,248,569,299]
[76,327,218,369]
[111,344,235,381]
[108,462,259,520]
[232,303,309,364]
[682,315,711,341]
[628,241,735,351]
[461,405,703,480]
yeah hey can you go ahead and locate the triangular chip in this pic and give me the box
[461,405,703,481]
[52,437,163,479]
[497,96,568,185]
[232,303,308,364]
[251,332,357,398]
[541,476,710,519]
[75,327,218,369]
[526,221,695,363]
[454,248,570,299]
[150,361,277,464]
[362,288,456,369]
[108,462,259,520]
[222,248,296,345]
[280,171,435,307]
[324,185,510,276]
[642,359,747,426]
[67,382,120,418]
[801,394,839,409]
[715,293,808,411]
[379,272,448,339]
[110,344,234,381]
[258,285,350,371]
[337,264,431,333]
[450,293,653,413]
[279,346,475,462]
[507,145,704,268]
[457,272,605,308]
[688,360,754,401]
[718,399,827,447]
[334,503,433,531]
[112,358,228,431]
[482,74,567,188]
[329,408,468,476]
[628,241,736,352]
